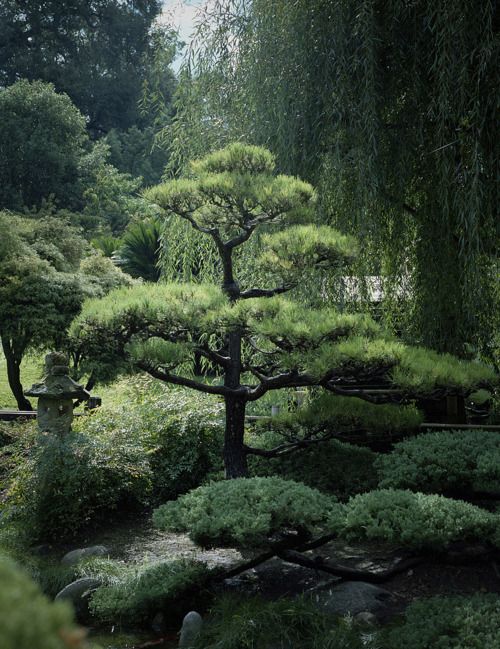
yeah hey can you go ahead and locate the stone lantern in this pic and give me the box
[25,352,90,436]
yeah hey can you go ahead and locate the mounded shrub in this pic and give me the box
[153,477,339,548]
[193,595,365,649]
[375,429,500,494]
[334,489,498,550]
[250,434,378,499]
[0,558,86,649]
[380,593,500,649]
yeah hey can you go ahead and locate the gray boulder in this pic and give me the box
[179,611,203,648]
[55,577,101,620]
[309,580,394,620]
[61,545,110,566]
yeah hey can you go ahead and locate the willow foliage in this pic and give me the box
[165,0,499,359]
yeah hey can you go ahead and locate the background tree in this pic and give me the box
[166,0,499,360]
[0,80,88,211]
[71,144,495,477]
[0,212,132,409]
[0,0,170,136]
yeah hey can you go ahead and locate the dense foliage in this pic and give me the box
[0,0,170,135]
[376,430,500,495]
[0,558,85,649]
[153,477,338,549]
[0,80,88,210]
[381,593,500,649]
[193,596,365,649]
[7,430,151,541]
[169,0,499,360]
[337,489,498,550]
[88,559,213,625]
[249,436,378,500]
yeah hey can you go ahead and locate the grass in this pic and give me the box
[0,351,43,409]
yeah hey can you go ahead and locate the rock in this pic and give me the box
[152,612,166,635]
[55,577,101,621]
[354,611,378,626]
[61,545,110,566]
[179,611,203,648]
[309,580,394,620]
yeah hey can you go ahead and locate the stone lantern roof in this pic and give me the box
[25,352,90,401]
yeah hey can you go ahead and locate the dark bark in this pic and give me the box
[223,328,248,478]
[277,549,423,583]
[224,395,248,478]
[1,338,33,411]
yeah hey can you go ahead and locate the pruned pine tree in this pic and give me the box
[71,144,496,478]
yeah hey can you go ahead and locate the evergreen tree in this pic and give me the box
[71,144,495,477]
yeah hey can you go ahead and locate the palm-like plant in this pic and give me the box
[113,218,162,282]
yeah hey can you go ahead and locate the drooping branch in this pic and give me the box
[136,361,232,396]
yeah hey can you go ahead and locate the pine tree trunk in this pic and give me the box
[224,395,248,478]
[1,338,33,411]
[223,329,248,478]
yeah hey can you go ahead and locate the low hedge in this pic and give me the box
[375,429,500,494]
[335,489,498,550]
[153,477,339,549]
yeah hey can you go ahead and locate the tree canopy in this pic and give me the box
[71,144,495,478]
[166,0,499,360]
[0,0,170,135]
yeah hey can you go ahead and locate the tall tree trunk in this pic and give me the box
[1,338,33,411]
[223,329,248,478]
[224,395,248,478]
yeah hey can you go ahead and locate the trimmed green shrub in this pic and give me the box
[0,558,86,649]
[8,430,151,541]
[153,477,339,548]
[335,489,498,550]
[250,435,378,499]
[381,593,500,649]
[193,595,364,649]
[376,429,500,494]
[88,559,213,624]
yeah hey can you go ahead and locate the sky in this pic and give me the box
[160,0,204,71]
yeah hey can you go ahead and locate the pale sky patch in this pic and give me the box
[159,0,204,71]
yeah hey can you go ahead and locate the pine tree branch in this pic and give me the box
[136,361,231,396]
[277,549,422,583]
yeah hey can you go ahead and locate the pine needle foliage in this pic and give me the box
[71,144,497,478]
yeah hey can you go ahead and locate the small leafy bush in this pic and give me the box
[0,557,86,649]
[376,429,500,494]
[79,380,224,502]
[193,595,364,649]
[8,430,151,541]
[89,559,213,624]
[335,489,498,550]
[250,435,378,499]
[153,477,339,548]
[380,593,500,649]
